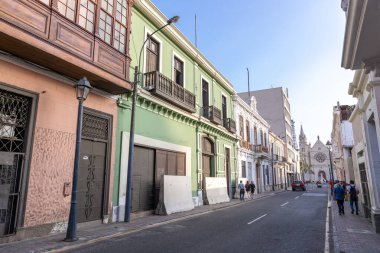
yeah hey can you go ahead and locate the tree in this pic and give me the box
[300,160,314,182]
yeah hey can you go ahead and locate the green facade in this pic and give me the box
[112,3,238,217]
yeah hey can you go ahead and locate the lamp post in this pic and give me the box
[65,77,92,242]
[326,140,335,183]
[124,16,179,222]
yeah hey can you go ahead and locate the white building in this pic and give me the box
[234,95,271,193]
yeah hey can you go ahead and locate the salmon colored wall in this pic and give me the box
[0,59,117,227]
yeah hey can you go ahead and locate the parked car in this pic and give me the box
[292,180,306,191]
[316,181,322,188]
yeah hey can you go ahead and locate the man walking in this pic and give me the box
[348,180,359,215]
[334,181,346,215]
[238,180,245,201]
[250,181,256,199]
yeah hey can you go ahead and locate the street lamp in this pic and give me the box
[326,140,335,183]
[65,77,92,242]
[124,16,179,222]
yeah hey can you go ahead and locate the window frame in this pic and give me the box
[172,51,186,87]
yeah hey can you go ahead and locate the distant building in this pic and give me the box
[239,87,300,186]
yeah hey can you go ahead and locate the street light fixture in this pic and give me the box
[325,140,335,183]
[65,77,92,242]
[124,16,179,222]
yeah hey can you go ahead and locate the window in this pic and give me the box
[78,0,96,33]
[254,126,257,145]
[246,121,250,143]
[202,79,209,117]
[264,132,267,147]
[241,161,246,178]
[114,0,128,52]
[174,57,184,86]
[260,129,263,145]
[57,0,76,21]
[222,95,227,122]
[239,115,244,139]
[145,37,159,72]
[99,10,112,44]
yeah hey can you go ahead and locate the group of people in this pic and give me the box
[331,180,360,216]
[238,180,256,201]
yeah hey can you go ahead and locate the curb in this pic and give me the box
[49,190,285,253]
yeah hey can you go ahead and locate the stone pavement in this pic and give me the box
[0,190,284,253]
[331,199,380,253]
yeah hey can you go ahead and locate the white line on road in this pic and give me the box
[280,202,289,206]
[247,214,267,225]
[295,196,300,199]
[324,193,330,253]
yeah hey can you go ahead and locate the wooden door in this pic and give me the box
[132,146,155,212]
[202,155,211,178]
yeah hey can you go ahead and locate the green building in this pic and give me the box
[112,0,238,221]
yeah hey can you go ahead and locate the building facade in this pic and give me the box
[341,0,380,232]
[331,103,355,182]
[0,0,133,240]
[269,132,286,190]
[238,87,299,186]
[112,0,238,221]
[235,95,271,194]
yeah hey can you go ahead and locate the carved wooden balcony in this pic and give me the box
[223,118,236,133]
[202,106,222,125]
[0,1,132,94]
[144,71,196,113]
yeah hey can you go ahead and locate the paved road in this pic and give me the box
[68,185,328,253]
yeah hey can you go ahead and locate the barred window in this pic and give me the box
[57,0,76,21]
[78,0,96,33]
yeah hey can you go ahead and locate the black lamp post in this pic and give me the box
[65,77,92,242]
[124,16,179,222]
[326,140,335,183]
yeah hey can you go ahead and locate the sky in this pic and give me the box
[151,0,356,146]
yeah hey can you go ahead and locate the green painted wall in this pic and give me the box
[112,6,238,206]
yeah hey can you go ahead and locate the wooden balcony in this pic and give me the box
[223,118,236,134]
[0,1,132,94]
[203,106,222,125]
[144,71,196,113]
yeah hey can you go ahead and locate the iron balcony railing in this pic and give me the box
[203,106,222,125]
[144,71,196,113]
[223,118,236,133]
[253,145,269,154]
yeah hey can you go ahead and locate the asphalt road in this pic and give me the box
[69,185,329,253]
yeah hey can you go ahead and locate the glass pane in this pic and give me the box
[105,34,111,43]
[68,0,76,8]
[88,12,93,21]
[101,0,107,10]
[99,30,105,39]
[88,2,95,12]
[106,24,111,33]
[86,22,93,33]
[79,16,86,27]
[57,2,65,14]
[80,6,86,16]
[67,9,75,21]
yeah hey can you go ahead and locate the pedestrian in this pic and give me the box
[334,181,346,215]
[329,180,333,195]
[245,181,251,199]
[348,180,359,215]
[238,180,245,201]
[250,181,256,199]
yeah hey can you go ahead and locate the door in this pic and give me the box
[202,155,211,178]
[202,80,209,118]
[77,140,106,223]
[132,146,155,212]
[145,37,159,73]
[0,89,32,236]
[359,163,371,218]
[225,148,230,197]
[222,95,227,123]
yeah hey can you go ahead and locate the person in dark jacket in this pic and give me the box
[334,181,346,215]
[348,180,359,215]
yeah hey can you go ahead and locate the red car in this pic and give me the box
[292,180,306,191]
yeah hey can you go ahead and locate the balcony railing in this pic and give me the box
[203,106,222,125]
[253,145,269,154]
[223,118,236,133]
[273,154,279,161]
[282,156,288,162]
[144,71,196,113]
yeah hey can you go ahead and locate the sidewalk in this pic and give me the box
[0,190,284,253]
[330,199,380,253]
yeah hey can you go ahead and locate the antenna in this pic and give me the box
[195,14,197,48]
[247,68,251,98]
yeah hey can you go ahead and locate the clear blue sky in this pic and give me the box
[151,0,356,145]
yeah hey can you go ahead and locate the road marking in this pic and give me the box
[280,202,289,206]
[324,192,330,253]
[247,214,267,225]
[295,196,299,199]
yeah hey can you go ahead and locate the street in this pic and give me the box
[68,185,328,253]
